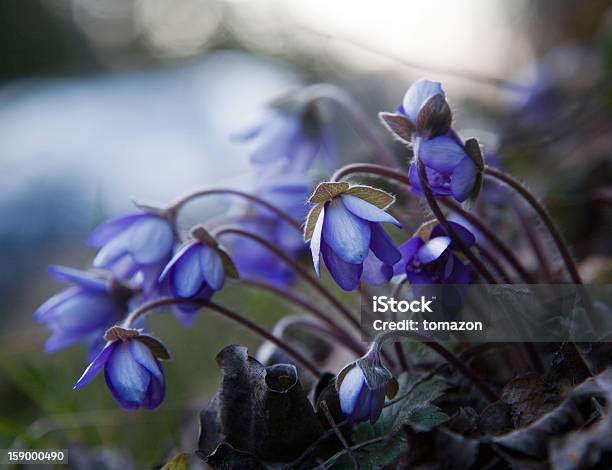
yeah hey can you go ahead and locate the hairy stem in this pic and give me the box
[483,166,583,284]
[166,188,302,232]
[373,331,499,402]
[214,226,361,329]
[240,278,365,355]
[124,297,322,377]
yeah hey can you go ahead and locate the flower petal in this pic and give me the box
[369,223,401,265]
[322,199,371,264]
[88,213,141,248]
[129,339,163,382]
[200,245,225,291]
[310,206,325,277]
[418,236,451,264]
[451,156,478,202]
[73,342,116,390]
[321,240,363,291]
[431,221,476,249]
[47,265,108,293]
[362,251,393,285]
[339,366,366,416]
[341,195,401,227]
[393,237,424,276]
[128,216,174,265]
[402,79,444,125]
[170,243,205,298]
[104,341,150,410]
[418,136,467,173]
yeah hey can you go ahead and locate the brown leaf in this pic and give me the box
[379,112,415,143]
[308,182,349,204]
[343,185,395,209]
[303,203,323,242]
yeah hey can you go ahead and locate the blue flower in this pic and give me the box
[397,79,451,137]
[235,106,336,172]
[408,133,479,202]
[158,226,237,325]
[336,348,397,424]
[73,327,169,411]
[34,266,131,354]
[305,182,401,291]
[89,212,175,293]
[380,79,481,202]
[394,221,475,304]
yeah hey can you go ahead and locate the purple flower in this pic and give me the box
[408,133,479,202]
[34,266,131,354]
[305,182,401,291]
[89,212,175,293]
[394,221,476,286]
[380,79,482,202]
[336,347,397,424]
[158,226,237,324]
[73,327,169,411]
[235,107,335,172]
[397,79,451,137]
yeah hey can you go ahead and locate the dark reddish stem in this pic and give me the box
[214,227,361,330]
[483,167,583,284]
[167,188,302,232]
[124,297,322,377]
[239,278,365,355]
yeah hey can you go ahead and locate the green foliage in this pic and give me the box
[327,374,449,469]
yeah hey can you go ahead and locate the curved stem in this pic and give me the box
[124,297,322,377]
[373,331,498,402]
[272,315,357,354]
[214,226,361,330]
[298,84,397,168]
[416,159,497,283]
[443,199,537,283]
[166,188,302,232]
[478,244,512,283]
[332,163,535,283]
[239,278,365,355]
[483,166,583,284]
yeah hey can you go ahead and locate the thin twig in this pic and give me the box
[319,401,360,470]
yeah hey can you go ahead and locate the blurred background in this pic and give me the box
[1,0,612,467]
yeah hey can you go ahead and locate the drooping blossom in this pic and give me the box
[336,346,398,424]
[234,105,336,172]
[73,327,169,411]
[305,182,401,291]
[89,211,175,293]
[158,225,237,326]
[34,265,131,354]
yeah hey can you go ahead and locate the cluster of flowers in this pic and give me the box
[35,80,483,423]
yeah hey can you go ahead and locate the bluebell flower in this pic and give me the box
[235,105,336,172]
[336,347,398,424]
[89,211,175,293]
[73,327,169,411]
[34,266,131,354]
[305,182,401,291]
[380,79,482,202]
[394,221,475,291]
